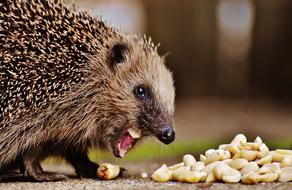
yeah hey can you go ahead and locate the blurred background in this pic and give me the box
[59,0,292,166]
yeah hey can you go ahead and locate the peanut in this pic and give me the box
[183,171,206,183]
[270,151,284,162]
[241,172,259,184]
[191,161,205,171]
[168,162,184,170]
[204,151,222,164]
[222,150,232,160]
[259,173,279,183]
[200,172,208,182]
[261,163,281,175]
[258,166,271,175]
[240,162,259,175]
[205,149,216,156]
[205,173,216,183]
[231,134,247,146]
[257,143,269,158]
[279,167,292,182]
[257,154,272,166]
[225,145,240,155]
[200,154,207,163]
[229,158,248,170]
[141,172,148,178]
[254,136,263,144]
[214,163,241,183]
[152,164,173,182]
[97,163,120,180]
[172,166,189,181]
[275,149,292,156]
[240,142,260,151]
[281,156,292,167]
[223,159,232,165]
[183,154,196,167]
[203,161,221,174]
[240,150,258,161]
[218,144,228,150]
[204,149,231,164]
[222,174,241,183]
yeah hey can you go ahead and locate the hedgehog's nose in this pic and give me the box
[158,125,175,144]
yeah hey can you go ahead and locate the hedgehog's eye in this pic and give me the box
[134,85,149,101]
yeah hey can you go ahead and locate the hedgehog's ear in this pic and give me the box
[108,43,129,71]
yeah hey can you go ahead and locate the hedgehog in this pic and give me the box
[0,0,175,181]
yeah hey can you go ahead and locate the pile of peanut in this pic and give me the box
[152,134,292,184]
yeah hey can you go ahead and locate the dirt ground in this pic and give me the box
[1,178,291,190]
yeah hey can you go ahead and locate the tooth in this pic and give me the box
[119,149,127,157]
[118,143,126,157]
[128,127,141,139]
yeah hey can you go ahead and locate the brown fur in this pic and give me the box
[0,0,175,181]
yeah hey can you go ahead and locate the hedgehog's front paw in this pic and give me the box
[74,162,99,178]
[66,152,99,178]
[23,153,68,181]
[30,172,68,182]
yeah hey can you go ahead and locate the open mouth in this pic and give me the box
[114,127,142,157]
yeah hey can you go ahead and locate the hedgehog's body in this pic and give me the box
[0,0,115,122]
[0,0,175,181]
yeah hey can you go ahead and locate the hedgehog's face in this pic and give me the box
[99,40,175,158]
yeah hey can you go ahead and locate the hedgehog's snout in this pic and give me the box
[157,123,175,144]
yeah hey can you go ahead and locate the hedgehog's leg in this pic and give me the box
[23,150,68,181]
[66,151,98,178]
